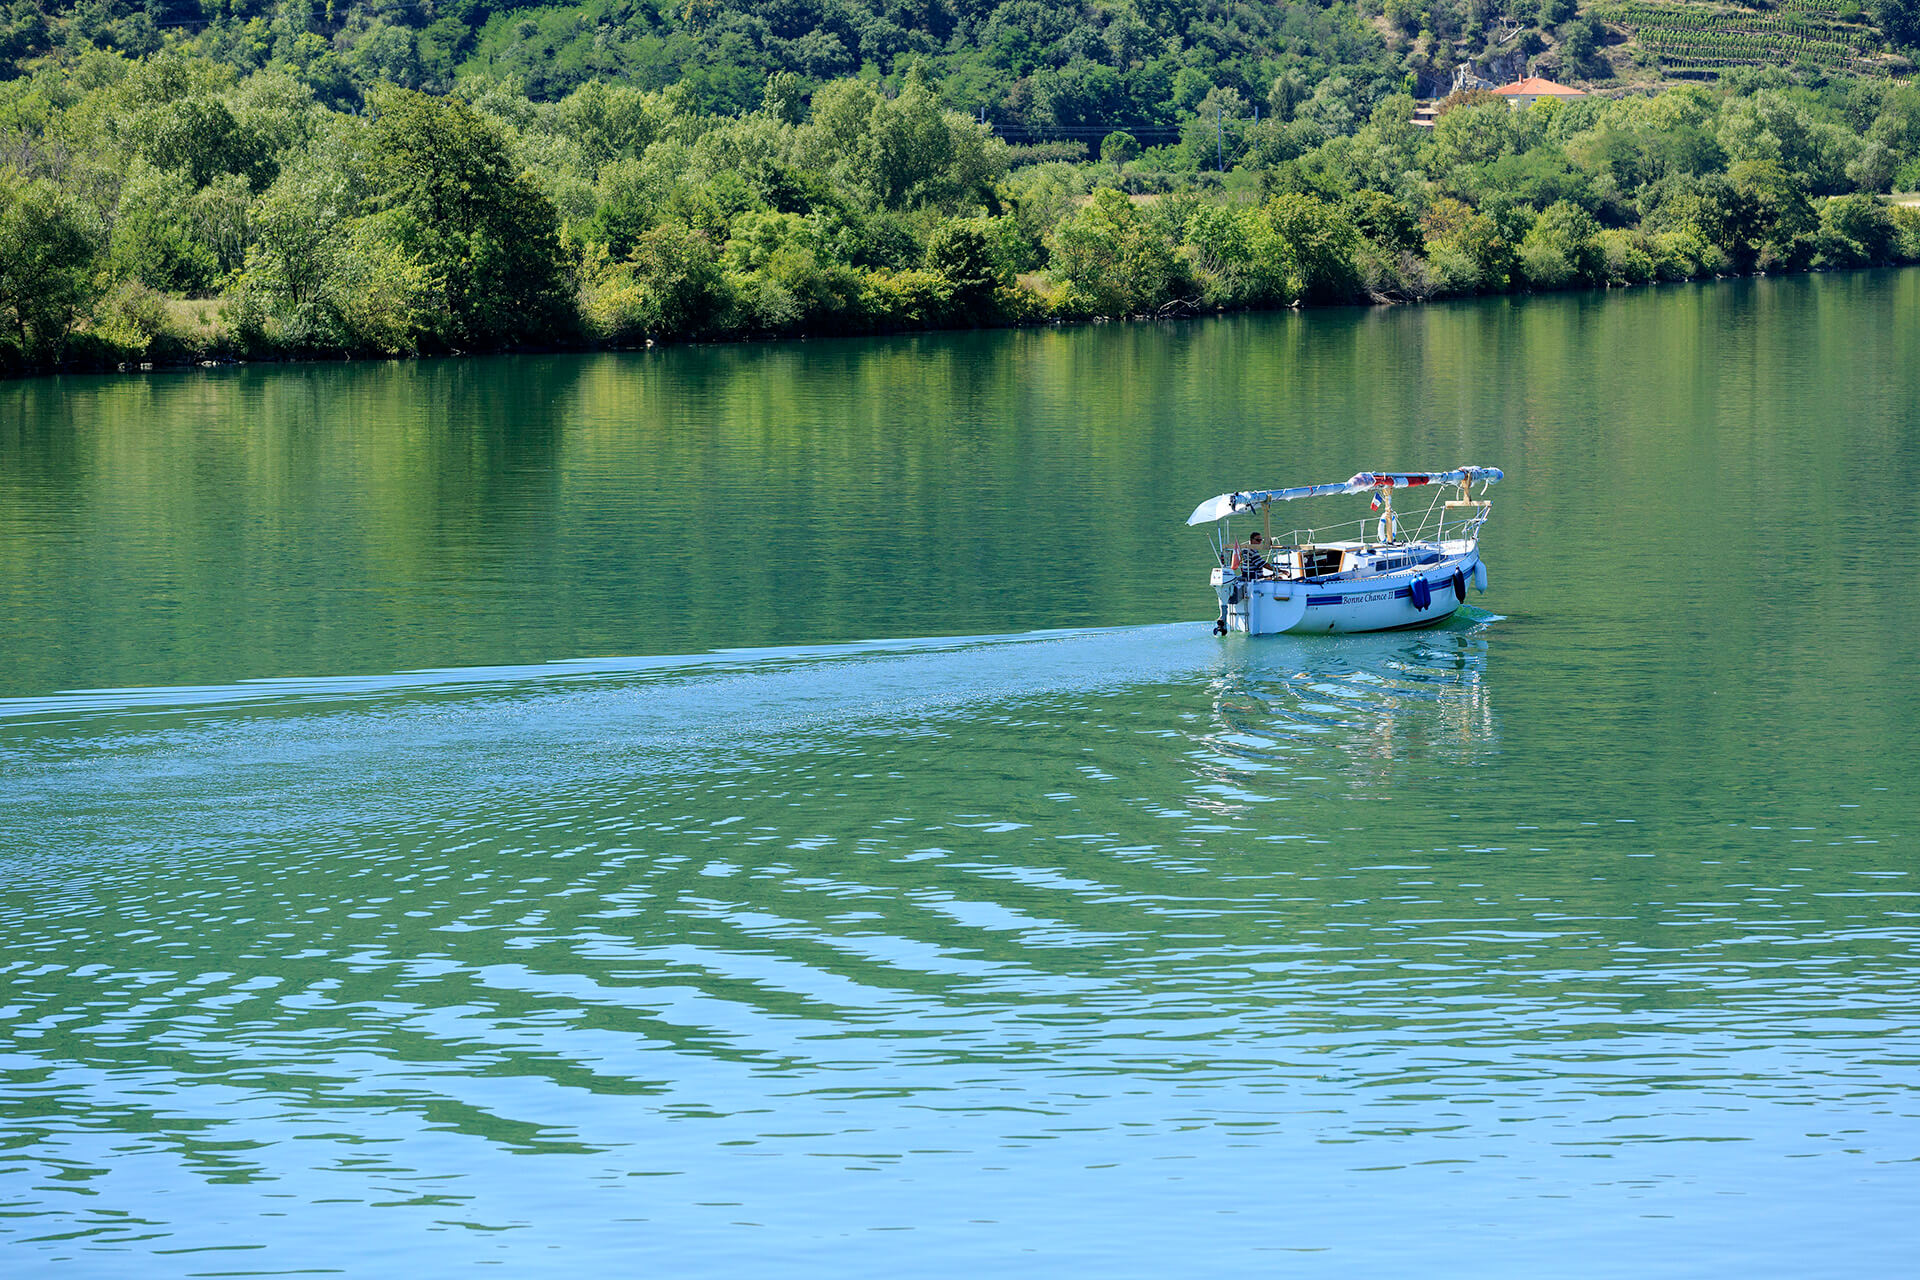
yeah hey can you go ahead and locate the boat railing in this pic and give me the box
[1214,479,1492,556]
[1287,496,1491,549]
[1281,516,1375,546]
[1217,498,1489,572]
[1231,509,1487,550]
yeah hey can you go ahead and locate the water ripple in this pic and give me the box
[2,623,1916,1275]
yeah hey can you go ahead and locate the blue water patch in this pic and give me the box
[4,613,1918,1276]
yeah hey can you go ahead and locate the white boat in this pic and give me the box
[1188,466,1503,635]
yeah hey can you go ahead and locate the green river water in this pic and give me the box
[2,271,1917,1275]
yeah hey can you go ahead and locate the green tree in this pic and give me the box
[243,165,348,321]
[1730,159,1817,269]
[1101,130,1141,164]
[121,94,276,191]
[557,80,661,171]
[1047,187,1182,317]
[583,224,734,343]
[761,71,805,125]
[236,156,439,354]
[1346,189,1423,257]
[1184,203,1287,305]
[862,71,996,210]
[110,163,219,293]
[925,219,1009,323]
[1815,193,1896,267]
[1518,200,1604,287]
[1262,192,1361,302]
[1432,100,1525,173]
[1867,0,1920,47]
[1422,195,1526,291]
[0,171,103,362]
[330,218,441,353]
[628,222,730,335]
[367,88,570,345]
[1558,19,1610,81]
[1717,93,1857,197]
[588,157,665,259]
[1268,71,1308,121]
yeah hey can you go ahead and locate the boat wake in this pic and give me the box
[0,617,1500,730]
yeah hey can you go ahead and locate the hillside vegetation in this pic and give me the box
[4,0,1916,118]
[1594,1,1911,78]
[2,4,1920,372]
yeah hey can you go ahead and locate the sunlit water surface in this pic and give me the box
[3,273,1918,1275]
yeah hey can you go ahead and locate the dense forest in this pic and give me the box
[2,1,1920,371]
[7,0,1920,108]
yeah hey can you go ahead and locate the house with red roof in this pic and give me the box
[1491,76,1588,109]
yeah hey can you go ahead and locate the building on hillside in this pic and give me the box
[1490,76,1587,109]
[1410,102,1440,129]
[1452,65,1499,95]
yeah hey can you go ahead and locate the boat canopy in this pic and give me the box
[1185,467,1504,526]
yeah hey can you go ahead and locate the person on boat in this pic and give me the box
[1240,531,1270,578]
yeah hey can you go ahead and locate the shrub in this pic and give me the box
[1425,242,1485,296]
[1599,229,1656,284]
[1649,229,1725,279]
[1892,206,1920,262]
[1519,201,1604,288]
[862,269,955,328]
[1046,189,1185,317]
[925,220,1010,323]
[1262,192,1361,302]
[1814,193,1896,267]
[89,279,181,357]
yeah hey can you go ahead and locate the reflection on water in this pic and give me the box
[5,269,1918,701]
[3,620,1915,1275]
[1203,619,1499,800]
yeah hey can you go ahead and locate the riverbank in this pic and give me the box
[7,60,1920,379]
[16,256,1920,383]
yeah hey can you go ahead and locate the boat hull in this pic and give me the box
[1215,553,1486,635]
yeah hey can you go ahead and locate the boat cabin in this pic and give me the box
[1233,542,1450,582]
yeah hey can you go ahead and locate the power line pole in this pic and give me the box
[1216,103,1224,172]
